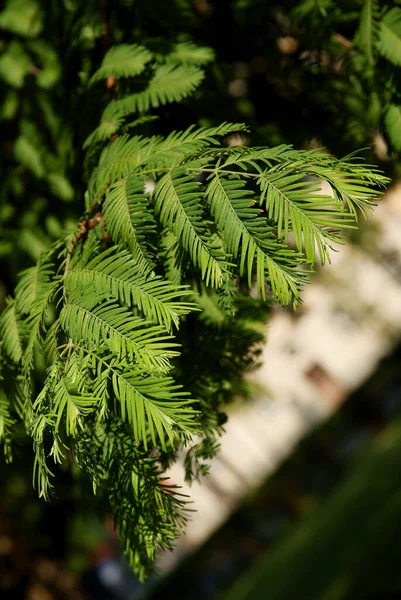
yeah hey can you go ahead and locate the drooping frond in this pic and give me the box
[379,7,401,66]
[65,247,196,332]
[206,173,306,304]
[109,365,196,449]
[44,358,101,438]
[102,174,156,273]
[73,421,190,579]
[290,153,387,217]
[160,229,185,286]
[52,378,98,437]
[0,24,390,583]
[89,44,152,85]
[15,260,56,314]
[257,168,351,265]
[154,169,228,287]
[0,298,24,362]
[30,412,55,501]
[64,344,197,449]
[111,464,188,578]
[59,293,179,373]
[23,271,60,371]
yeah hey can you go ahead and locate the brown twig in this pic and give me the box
[62,212,104,291]
[334,33,354,50]
[28,64,42,76]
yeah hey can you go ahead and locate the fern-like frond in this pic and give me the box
[65,247,196,332]
[15,260,56,314]
[30,412,55,500]
[103,63,205,117]
[289,156,386,217]
[109,365,196,449]
[32,449,54,500]
[355,0,379,66]
[0,389,15,462]
[91,135,155,192]
[114,467,188,578]
[134,122,250,171]
[60,294,179,373]
[23,275,60,371]
[0,298,24,362]
[160,229,185,286]
[36,355,100,441]
[74,421,189,579]
[154,169,227,287]
[208,144,297,171]
[257,168,352,265]
[43,319,61,364]
[0,9,391,584]
[53,377,99,437]
[206,174,306,304]
[89,44,152,85]
[68,345,196,448]
[102,174,156,273]
[379,7,401,66]
[92,123,249,193]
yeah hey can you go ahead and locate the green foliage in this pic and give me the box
[102,62,205,118]
[65,245,195,332]
[0,40,30,87]
[384,104,401,152]
[379,7,401,67]
[0,0,389,581]
[88,44,152,85]
[1,299,24,363]
[162,41,215,65]
[0,0,43,38]
[278,0,401,163]
[356,0,379,66]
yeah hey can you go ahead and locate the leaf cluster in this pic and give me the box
[0,1,389,579]
[281,0,401,162]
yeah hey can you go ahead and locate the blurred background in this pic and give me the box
[2,0,401,598]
